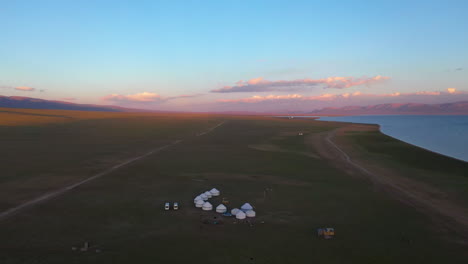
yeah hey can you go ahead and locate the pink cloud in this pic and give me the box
[219,94,303,103]
[102,92,163,102]
[217,93,343,103]
[414,91,441,95]
[305,93,337,100]
[211,75,390,93]
[247,77,266,85]
[15,86,35,91]
[61,97,77,101]
[447,88,457,94]
[218,89,467,104]
[101,92,203,103]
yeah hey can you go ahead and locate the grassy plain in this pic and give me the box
[333,125,468,205]
[0,108,467,263]
[0,108,223,211]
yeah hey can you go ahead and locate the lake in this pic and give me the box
[316,115,468,162]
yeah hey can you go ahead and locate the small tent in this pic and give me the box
[195,199,204,208]
[210,188,220,196]
[204,191,213,198]
[202,202,213,211]
[245,210,256,217]
[215,204,227,213]
[231,208,240,215]
[194,196,203,203]
[236,211,246,220]
[200,193,208,200]
[241,203,253,211]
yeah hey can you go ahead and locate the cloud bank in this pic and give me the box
[211,75,390,93]
[218,88,465,104]
[102,92,163,102]
[101,92,202,103]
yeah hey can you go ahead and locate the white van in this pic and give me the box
[164,202,170,210]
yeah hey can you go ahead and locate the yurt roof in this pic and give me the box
[236,211,246,219]
[241,203,253,210]
[246,210,256,216]
[216,204,227,209]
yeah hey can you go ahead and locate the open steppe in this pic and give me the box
[1,108,467,263]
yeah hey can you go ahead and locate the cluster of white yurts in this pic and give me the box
[193,188,256,220]
[230,203,256,220]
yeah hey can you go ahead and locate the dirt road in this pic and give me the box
[0,122,225,221]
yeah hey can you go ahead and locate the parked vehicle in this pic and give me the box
[164,202,170,210]
[173,202,179,210]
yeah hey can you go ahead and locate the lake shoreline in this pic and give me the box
[314,115,468,162]
[320,119,468,163]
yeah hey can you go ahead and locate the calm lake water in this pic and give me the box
[316,115,468,162]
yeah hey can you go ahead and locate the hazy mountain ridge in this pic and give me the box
[1,96,467,115]
[0,96,141,112]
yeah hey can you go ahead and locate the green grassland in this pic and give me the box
[0,109,223,211]
[1,109,467,263]
[343,129,468,204]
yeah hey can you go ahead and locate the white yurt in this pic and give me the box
[215,204,227,213]
[245,210,256,217]
[200,193,208,200]
[240,203,253,212]
[195,199,204,208]
[231,208,240,215]
[236,211,246,220]
[202,202,213,211]
[194,196,203,203]
[204,191,212,198]
[210,188,220,196]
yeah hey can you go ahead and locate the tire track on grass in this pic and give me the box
[0,122,225,221]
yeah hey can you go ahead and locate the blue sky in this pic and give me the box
[1,0,467,111]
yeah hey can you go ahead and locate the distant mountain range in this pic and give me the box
[0,96,140,112]
[309,101,468,115]
[1,95,467,115]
